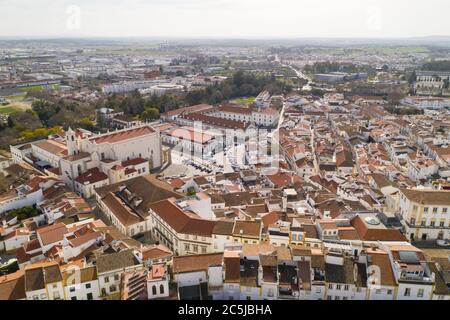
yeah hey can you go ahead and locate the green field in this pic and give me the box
[0,94,32,114]
[371,46,430,54]
[231,96,256,105]
[18,84,59,93]
[0,106,21,114]
[19,85,44,92]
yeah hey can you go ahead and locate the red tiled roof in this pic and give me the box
[220,105,252,115]
[351,215,407,242]
[74,167,108,185]
[173,253,223,274]
[149,198,216,237]
[90,126,155,144]
[168,127,213,144]
[122,157,147,167]
[36,223,67,246]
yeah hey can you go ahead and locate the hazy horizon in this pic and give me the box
[1,0,449,39]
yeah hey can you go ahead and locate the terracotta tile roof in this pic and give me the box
[367,248,396,286]
[400,188,450,206]
[3,228,30,240]
[68,230,101,248]
[33,140,67,157]
[36,223,67,246]
[95,175,183,217]
[63,152,90,162]
[173,253,223,274]
[24,261,61,291]
[96,249,141,274]
[74,167,108,185]
[338,226,360,240]
[101,192,142,227]
[140,244,173,261]
[232,220,261,239]
[168,127,213,144]
[212,220,234,236]
[149,198,216,237]
[220,105,252,115]
[0,270,26,300]
[261,212,280,232]
[224,255,240,283]
[265,172,298,188]
[122,157,147,167]
[90,126,155,144]
[62,266,98,285]
[181,113,250,130]
[170,178,186,189]
[242,243,275,257]
[351,215,407,242]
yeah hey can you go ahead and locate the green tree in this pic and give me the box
[77,117,96,131]
[141,107,160,121]
[9,206,39,221]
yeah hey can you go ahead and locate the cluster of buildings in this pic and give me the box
[1,85,450,300]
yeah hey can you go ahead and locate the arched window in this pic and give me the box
[159,284,164,294]
[152,285,157,295]
[77,164,82,176]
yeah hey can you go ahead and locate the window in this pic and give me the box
[404,288,411,297]
[160,284,165,295]
[443,208,448,214]
[424,207,429,213]
[104,276,109,283]
[85,283,91,289]
[87,293,93,300]
[344,285,349,291]
[430,220,435,227]
[336,284,341,290]
[185,244,190,252]
[327,295,332,300]
[421,220,426,227]
[342,297,348,300]
[201,247,207,254]
[334,296,340,300]
[410,218,416,225]
[152,285,157,295]
[71,297,77,300]
[387,290,393,295]
[114,274,120,281]
[328,284,333,289]
[433,207,438,214]
[440,220,445,227]
[70,287,75,292]
[417,289,424,298]
[375,289,381,294]
[110,285,117,292]
[193,245,198,253]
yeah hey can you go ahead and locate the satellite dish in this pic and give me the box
[365,216,381,226]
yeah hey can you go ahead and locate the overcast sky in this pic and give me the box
[0,0,449,39]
